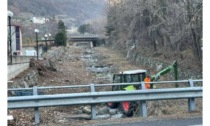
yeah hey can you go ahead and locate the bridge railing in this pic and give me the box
[8,79,202,125]
[69,34,99,37]
[69,34,99,39]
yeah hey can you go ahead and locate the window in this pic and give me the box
[16,26,20,50]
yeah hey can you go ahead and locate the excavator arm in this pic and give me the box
[150,61,178,87]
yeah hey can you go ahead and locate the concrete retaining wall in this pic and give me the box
[8,56,36,80]
[8,47,65,85]
[8,63,29,80]
[12,56,36,63]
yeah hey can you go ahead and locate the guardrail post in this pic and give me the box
[140,82,147,117]
[90,84,96,120]
[188,79,195,112]
[33,86,39,125]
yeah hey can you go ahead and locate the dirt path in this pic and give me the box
[8,45,202,126]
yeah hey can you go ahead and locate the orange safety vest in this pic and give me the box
[144,77,150,89]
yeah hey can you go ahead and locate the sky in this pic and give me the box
[1,0,209,125]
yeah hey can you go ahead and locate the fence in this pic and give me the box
[8,79,202,125]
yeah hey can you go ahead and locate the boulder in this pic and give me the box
[109,109,117,115]
[82,106,91,114]
[98,107,109,115]
[96,114,110,119]
[23,81,29,88]
[111,114,124,119]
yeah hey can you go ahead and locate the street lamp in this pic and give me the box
[44,34,48,52]
[48,33,51,49]
[34,29,39,60]
[8,11,13,64]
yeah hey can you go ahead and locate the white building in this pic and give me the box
[67,27,79,34]
[31,17,49,24]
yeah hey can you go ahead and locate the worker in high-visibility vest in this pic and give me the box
[144,75,151,89]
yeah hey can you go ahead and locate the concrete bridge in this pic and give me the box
[69,34,99,47]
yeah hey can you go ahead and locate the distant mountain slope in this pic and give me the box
[8,0,107,23]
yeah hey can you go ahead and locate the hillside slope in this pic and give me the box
[105,0,202,75]
[8,0,107,24]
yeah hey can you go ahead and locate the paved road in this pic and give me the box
[101,117,202,126]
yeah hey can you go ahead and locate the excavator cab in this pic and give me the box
[107,70,147,115]
[112,70,147,90]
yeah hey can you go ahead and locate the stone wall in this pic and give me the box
[8,63,30,81]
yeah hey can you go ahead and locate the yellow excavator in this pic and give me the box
[107,61,178,116]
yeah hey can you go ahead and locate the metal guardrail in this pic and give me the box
[8,79,202,125]
[8,79,202,91]
[8,87,202,108]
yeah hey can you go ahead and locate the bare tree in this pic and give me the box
[106,0,202,64]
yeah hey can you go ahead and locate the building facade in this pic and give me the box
[9,25,23,55]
